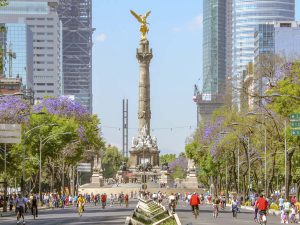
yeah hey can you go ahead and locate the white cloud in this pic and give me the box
[188,15,203,31]
[96,33,107,42]
[172,27,181,33]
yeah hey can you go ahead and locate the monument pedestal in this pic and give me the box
[160,170,173,186]
[91,174,99,184]
[182,170,198,189]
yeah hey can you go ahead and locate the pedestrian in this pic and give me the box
[279,196,284,211]
[125,194,129,208]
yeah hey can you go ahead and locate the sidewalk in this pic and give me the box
[239,205,281,216]
[0,206,50,217]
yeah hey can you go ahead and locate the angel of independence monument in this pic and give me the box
[128,10,160,183]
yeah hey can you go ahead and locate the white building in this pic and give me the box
[0,0,62,100]
[274,21,300,60]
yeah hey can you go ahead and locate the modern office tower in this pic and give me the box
[0,23,33,89]
[254,21,300,106]
[194,0,229,123]
[57,0,93,113]
[0,0,63,100]
[231,0,295,109]
[203,0,226,97]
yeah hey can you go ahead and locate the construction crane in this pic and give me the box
[7,45,16,78]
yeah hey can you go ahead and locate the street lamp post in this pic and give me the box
[22,122,56,195]
[38,132,71,203]
[284,120,287,199]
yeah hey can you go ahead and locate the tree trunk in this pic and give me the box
[286,148,296,199]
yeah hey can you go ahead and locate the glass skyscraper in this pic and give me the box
[0,0,63,100]
[232,0,295,108]
[57,0,93,113]
[203,0,227,97]
[1,23,33,88]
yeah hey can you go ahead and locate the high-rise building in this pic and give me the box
[194,0,230,123]
[231,0,295,109]
[255,21,300,60]
[0,0,63,100]
[203,0,226,96]
[57,0,93,113]
[254,21,300,106]
[0,23,33,89]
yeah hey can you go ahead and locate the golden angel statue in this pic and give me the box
[130,10,151,40]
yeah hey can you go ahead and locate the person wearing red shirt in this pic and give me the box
[255,194,268,215]
[190,192,200,215]
[101,194,107,209]
[125,194,129,208]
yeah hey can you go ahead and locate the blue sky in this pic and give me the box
[92,0,300,155]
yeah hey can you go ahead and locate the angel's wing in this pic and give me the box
[130,10,143,23]
[145,11,151,18]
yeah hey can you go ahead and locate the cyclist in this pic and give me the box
[31,195,38,218]
[77,194,85,217]
[168,193,176,214]
[221,195,226,209]
[125,194,129,208]
[212,199,219,218]
[15,193,26,225]
[190,192,200,218]
[255,194,268,224]
[231,197,238,218]
[101,193,107,209]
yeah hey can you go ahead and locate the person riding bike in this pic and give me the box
[168,193,176,214]
[77,194,85,217]
[190,192,200,218]
[221,195,226,209]
[31,195,38,218]
[101,193,107,209]
[15,193,26,225]
[255,194,268,224]
[124,194,129,207]
[212,198,219,218]
[231,197,239,218]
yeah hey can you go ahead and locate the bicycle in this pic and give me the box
[32,207,37,220]
[232,207,238,219]
[78,203,84,217]
[213,204,218,218]
[258,211,267,225]
[192,205,199,219]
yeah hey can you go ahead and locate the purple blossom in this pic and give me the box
[168,157,188,171]
[34,96,89,119]
[0,96,31,123]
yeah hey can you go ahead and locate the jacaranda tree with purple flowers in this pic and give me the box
[4,96,104,193]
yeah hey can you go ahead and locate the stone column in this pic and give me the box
[136,39,153,135]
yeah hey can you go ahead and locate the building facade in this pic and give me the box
[0,0,63,100]
[231,0,295,109]
[203,0,226,96]
[254,21,300,106]
[0,23,33,88]
[274,21,300,59]
[57,0,93,113]
[195,0,230,124]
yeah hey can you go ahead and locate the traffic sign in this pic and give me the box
[290,113,300,121]
[291,121,300,128]
[0,124,21,144]
[77,163,91,172]
[291,130,300,136]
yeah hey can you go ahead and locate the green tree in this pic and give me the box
[0,0,8,7]
[160,154,176,164]
[102,145,125,178]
